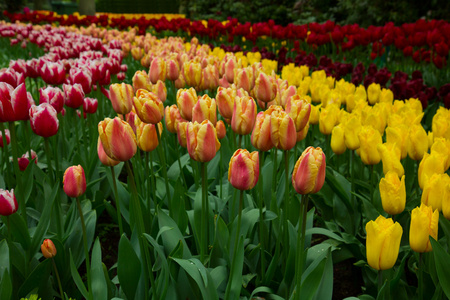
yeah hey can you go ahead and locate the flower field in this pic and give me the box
[0,11,450,300]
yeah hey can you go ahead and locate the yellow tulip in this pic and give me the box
[386,125,409,160]
[421,173,450,212]
[407,124,428,161]
[366,215,403,270]
[377,143,404,177]
[358,126,382,165]
[410,204,439,253]
[344,115,362,150]
[367,83,381,105]
[331,125,346,155]
[418,152,445,190]
[379,172,406,215]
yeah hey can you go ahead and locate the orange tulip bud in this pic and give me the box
[152,80,167,102]
[285,94,311,132]
[270,105,297,150]
[254,72,277,103]
[292,146,326,194]
[98,117,137,161]
[166,58,180,81]
[177,121,189,148]
[176,87,197,121]
[136,120,162,152]
[63,165,86,198]
[133,89,164,124]
[41,239,57,259]
[149,57,166,84]
[228,149,259,190]
[192,94,217,125]
[201,64,219,91]
[109,83,134,115]
[165,105,184,134]
[231,96,257,136]
[216,120,226,139]
[132,70,152,92]
[234,67,254,92]
[186,120,221,162]
[251,111,274,151]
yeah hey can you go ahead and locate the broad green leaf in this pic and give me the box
[157,207,191,258]
[224,235,244,300]
[299,250,328,299]
[91,238,107,300]
[70,249,89,299]
[0,269,12,300]
[0,240,10,276]
[325,167,354,213]
[118,234,141,300]
[6,214,31,250]
[312,246,333,300]
[430,237,450,299]
[17,259,51,298]
[143,234,170,299]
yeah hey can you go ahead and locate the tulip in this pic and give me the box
[133,89,164,124]
[132,70,152,92]
[285,94,311,132]
[166,58,180,81]
[254,71,277,103]
[319,104,339,135]
[39,86,64,113]
[18,150,38,171]
[149,57,166,84]
[41,239,57,259]
[83,97,98,114]
[192,94,217,126]
[430,138,450,171]
[292,146,326,194]
[379,172,406,215]
[109,83,134,115]
[186,120,221,162]
[386,125,409,160]
[358,126,382,165]
[228,149,259,190]
[343,115,362,150]
[367,83,381,105]
[216,87,238,120]
[421,173,450,212]
[377,143,404,177]
[270,105,297,151]
[331,125,346,155]
[366,215,403,270]
[63,165,87,198]
[152,80,167,103]
[296,122,310,142]
[0,189,18,216]
[224,56,238,84]
[136,120,162,152]
[63,84,85,109]
[279,85,297,109]
[0,82,32,121]
[231,96,257,136]
[407,124,428,161]
[97,137,119,167]
[418,152,445,190]
[70,67,93,94]
[201,64,219,91]
[29,103,59,138]
[40,62,65,85]
[98,117,137,161]
[184,61,202,89]
[410,204,439,253]
[309,104,321,125]
[176,88,197,121]
[216,120,226,139]
[165,105,184,134]
[234,67,254,92]
[177,121,189,148]
[0,129,10,147]
[251,111,274,151]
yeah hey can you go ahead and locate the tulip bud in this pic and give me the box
[40,62,65,85]
[39,86,64,113]
[149,57,166,84]
[430,138,450,171]
[133,89,164,124]
[0,82,32,122]
[234,67,254,92]
[251,111,274,152]
[331,125,347,155]
[296,122,309,142]
[386,125,409,160]
[366,215,403,270]
[152,80,167,103]
[0,129,11,147]
[216,87,239,120]
[63,165,86,198]
[285,95,311,132]
[418,152,445,190]
[343,115,362,150]
[377,143,404,177]
[0,189,18,216]
[41,239,57,259]
[177,121,189,148]
[29,103,59,138]
[186,120,221,162]
[358,126,382,165]
[410,204,439,253]
[407,124,428,161]
[97,137,119,167]
[165,105,184,134]
[192,94,217,126]
[177,88,198,121]
[184,61,202,89]
[254,71,277,103]
[379,172,406,215]
[63,84,85,109]
[231,96,257,136]
[269,105,297,151]
[319,104,339,135]
[367,83,381,105]
[228,149,259,190]
[18,150,38,171]
[166,58,180,81]
[136,120,162,152]
[201,64,219,91]
[309,104,321,125]
[70,67,93,94]
[132,70,152,92]
[98,117,137,161]
[109,83,134,115]
[421,173,450,212]
[292,146,326,194]
[216,120,226,139]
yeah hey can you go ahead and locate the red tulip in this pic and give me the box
[29,103,59,137]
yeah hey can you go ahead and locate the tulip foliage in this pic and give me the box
[0,16,449,300]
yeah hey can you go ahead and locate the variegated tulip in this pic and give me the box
[186,120,221,162]
[254,71,277,103]
[133,89,164,124]
[192,94,217,125]
[29,103,59,138]
[136,120,162,152]
[285,94,311,132]
[176,88,197,121]
[63,165,86,198]
[228,149,259,190]
[98,117,137,161]
[132,70,152,92]
[149,57,166,84]
[0,189,18,216]
[231,96,257,136]
[292,146,326,194]
[97,137,119,167]
[251,111,274,151]
[109,83,134,115]
[41,239,57,259]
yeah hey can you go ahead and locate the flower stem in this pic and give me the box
[201,162,209,263]
[283,150,290,273]
[155,124,172,216]
[149,151,157,207]
[76,197,93,300]
[295,194,309,300]
[258,151,265,280]
[174,142,187,190]
[110,166,123,236]
[0,123,11,187]
[418,253,423,300]
[8,121,24,218]
[378,270,383,295]
[51,258,65,300]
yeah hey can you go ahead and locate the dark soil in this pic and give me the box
[333,259,363,299]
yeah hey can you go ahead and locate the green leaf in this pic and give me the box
[430,237,450,299]
[157,207,191,258]
[91,238,107,300]
[224,235,244,300]
[18,259,51,298]
[70,249,89,300]
[325,167,354,213]
[143,234,170,299]
[0,240,10,276]
[6,214,31,251]
[0,269,12,300]
[305,227,345,243]
[312,246,333,300]
[118,234,141,300]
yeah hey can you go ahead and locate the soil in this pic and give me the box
[333,259,363,299]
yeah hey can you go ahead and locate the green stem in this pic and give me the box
[283,150,290,272]
[22,121,32,161]
[7,216,11,241]
[225,189,244,299]
[0,123,11,187]
[295,194,309,300]
[219,145,223,199]
[370,164,375,204]
[175,142,187,189]
[76,197,93,300]
[73,109,83,165]
[378,270,383,295]
[145,152,153,230]
[238,134,242,149]
[258,151,265,280]
[44,138,54,184]
[201,162,209,263]
[155,124,172,216]
[418,253,423,300]
[8,121,24,218]
[50,136,61,183]
[149,151,157,207]
[52,258,65,300]
[110,166,123,236]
